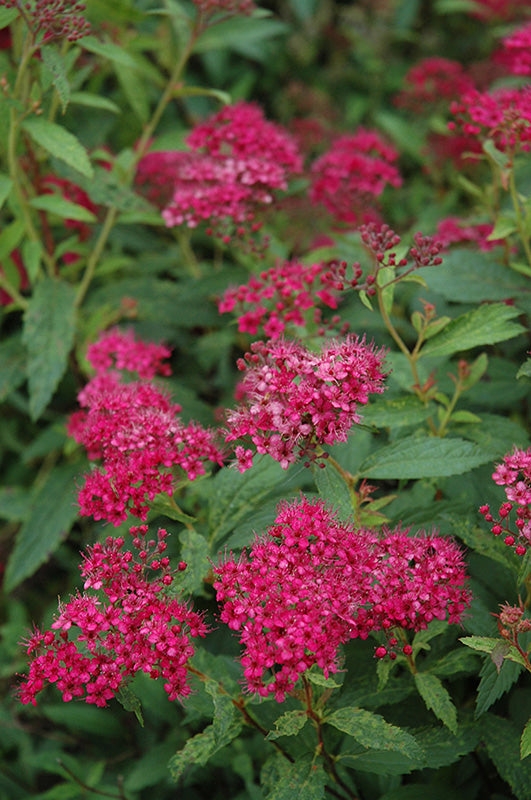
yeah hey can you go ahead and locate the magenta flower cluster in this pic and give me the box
[214,496,470,702]
[218,258,360,339]
[19,526,207,707]
[449,86,531,153]
[310,129,402,226]
[136,102,302,242]
[4,0,91,42]
[480,447,531,555]
[224,336,387,472]
[68,329,224,525]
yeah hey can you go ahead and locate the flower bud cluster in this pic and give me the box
[218,258,359,339]
[214,497,470,702]
[18,526,207,707]
[6,0,91,42]
[69,329,224,525]
[479,447,531,555]
[224,336,387,471]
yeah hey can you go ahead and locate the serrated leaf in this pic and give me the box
[21,239,42,282]
[116,684,144,726]
[421,303,523,357]
[410,722,480,769]
[362,396,434,428]
[177,529,210,594]
[338,747,422,775]
[0,334,26,401]
[414,673,457,733]
[0,219,25,259]
[482,714,531,800]
[313,462,352,520]
[517,359,531,379]
[424,249,526,303]
[30,194,97,223]
[359,435,488,479]
[266,710,307,740]
[169,710,242,782]
[21,118,93,178]
[521,717,531,759]
[3,461,82,592]
[41,45,70,111]
[475,656,522,717]
[264,756,326,800]
[326,707,423,759]
[208,458,298,544]
[22,278,76,420]
[204,681,239,744]
[460,636,501,655]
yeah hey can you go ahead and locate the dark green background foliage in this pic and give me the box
[1,1,531,799]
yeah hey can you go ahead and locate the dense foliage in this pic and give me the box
[1,1,531,798]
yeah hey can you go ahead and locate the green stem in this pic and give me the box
[436,378,463,438]
[75,24,199,308]
[0,272,28,309]
[301,677,359,800]
[508,168,531,271]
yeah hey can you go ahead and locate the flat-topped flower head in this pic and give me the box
[218,258,360,339]
[494,22,531,76]
[18,527,207,707]
[136,102,302,245]
[224,336,387,471]
[69,329,224,525]
[395,58,474,111]
[214,497,470,701]
[310,129,402,226]
[449,86,531,154]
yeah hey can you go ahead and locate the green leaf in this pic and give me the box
[483,139,511,170]
[114,60,149,122]
[488,215,517,240]
[410,722,480,769]
[521,717,531,759]
[0,173,13,209]
[460,636,502,655]
[313,462,352,521]
[517,359,531,379]
[263,756,326,800]
[21,117,93,178]
[0,7,18,27]
[481,714,531,800]
[21,239,42,283]
[359,435,488,479]
[362,396,434,428]
[3,461,83,592]
[178,86,232,104]
[80,35,139,69]
[29,194,97,223]
[475,656,522,717]
[41,45,70,111]
[0,487,31,521]
[169,712,242,782]
[266,710,308,740]
[461,352,488,390]
[421,303,524,357]
[22,278,77,420]
[69,91,121,113]
[338,747,422,775]
[193,17,290,61]
[359,290,374,311]
[414,673,457,733]
[0,334,26,402]
[0,219,25,260]
[208,458,299,545]
[449,410,482,423]
[326,707,423,759]
[177,529,210,595]
[204,681,240,744]
[116,684,144,726]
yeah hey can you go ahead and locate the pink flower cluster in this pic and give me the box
[69,329,224,525]
[449,86,531,154]
[19,526,207,707]
[480,447,531,555]
[435,217,501,251]
[495,22,531,76]
[136,102,302,243]
[192,0,255,19]
[224,336,387,472]
[395,58,474,111]
[218,258,361,339]
[309,129,402,226]
[214,496,470,702]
